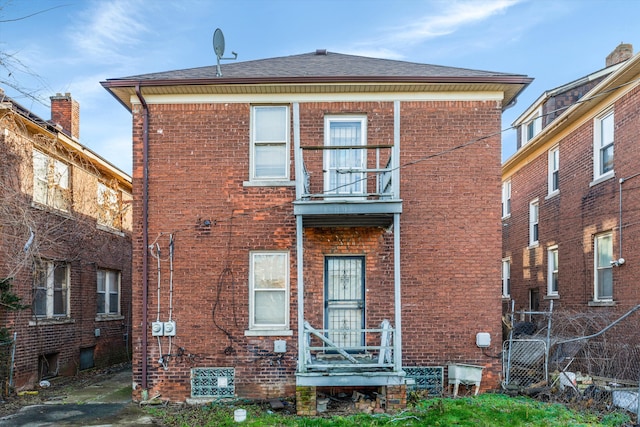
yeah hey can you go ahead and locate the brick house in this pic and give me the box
[502,43,640,315]
[102,50,530,412]
[0,90,133,392]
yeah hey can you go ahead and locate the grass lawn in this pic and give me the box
[146,393,632,427]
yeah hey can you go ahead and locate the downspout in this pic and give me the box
[135,83,150,390]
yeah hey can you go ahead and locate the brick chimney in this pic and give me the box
[50,93,80,139]
[606,43,633,67]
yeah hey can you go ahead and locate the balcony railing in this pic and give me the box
[300,320,396,372]
[297,145,397,201]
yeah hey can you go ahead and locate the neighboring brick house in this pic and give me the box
[0,90,133,392]
[102,50,530,412]
[502,44,640,315]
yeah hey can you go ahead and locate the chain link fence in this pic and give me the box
[503,304,640,418]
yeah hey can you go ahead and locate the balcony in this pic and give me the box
[293,144,402,228]
[297,320,405,387]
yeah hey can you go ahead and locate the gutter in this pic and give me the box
[103,74,534,88]
[135,83,150,390]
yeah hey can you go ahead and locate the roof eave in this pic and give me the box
[503,52,640,175]
[102,75,532,111]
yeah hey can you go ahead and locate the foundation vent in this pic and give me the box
[191,367,235,398]
[403,366,444,395]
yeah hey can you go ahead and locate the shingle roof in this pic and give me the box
[102,51,532,112]
[111,51,524,81]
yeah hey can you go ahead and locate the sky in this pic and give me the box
[1,0,639,175]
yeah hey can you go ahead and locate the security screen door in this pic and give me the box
[325,256,365,350]
[324,117,366,196]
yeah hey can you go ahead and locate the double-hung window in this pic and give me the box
[33,150,70,211]
[97,269,120,315]
[33,261,69,318]
[548,146,559,195]
[594,233,613,301]
[250,106,290,182]
[249,251,289,332]
[502,180,511,218]
[97,183,122,230]
[594,110,614,180]
[502,258,511,298]
[547,246,558,296]
[529,199,539,246]
[521,108,542,145]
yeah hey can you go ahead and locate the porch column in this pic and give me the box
[393,101,402,373]
[296,215,305,373]
[293,102,306,373]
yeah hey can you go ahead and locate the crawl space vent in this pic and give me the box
[191,367,235,398]
[404,366,444,395]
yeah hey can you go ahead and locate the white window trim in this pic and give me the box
[593,109,614,182]
[547,246,558,296]
[593,233,614,302]
[502,258,511,298]
[502,180,511,218]
[97,182,122,230]
[323,115,367,197]
[247,251,290,334]
[32,149,70,212]
[33,261,70,319]
[249,105,290,182]
[521,107,542,145]
[97,269,121,316]
[547,146,559,197]
[529,199,539,247]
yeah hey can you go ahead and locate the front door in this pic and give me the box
[325,256,365,351]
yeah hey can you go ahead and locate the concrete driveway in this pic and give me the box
[0,365,158,427]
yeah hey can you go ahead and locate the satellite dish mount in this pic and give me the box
[213,28,238,77]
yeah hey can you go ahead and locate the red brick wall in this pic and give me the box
[130,98,505,401]
[504,84,640,316]
[0,119,132,390]
[50,93,80,139]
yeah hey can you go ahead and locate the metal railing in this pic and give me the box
[298,145,396,200]
[300,320,395,371]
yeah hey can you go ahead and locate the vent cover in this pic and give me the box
[404,366,444,395]
[191,367,235,398]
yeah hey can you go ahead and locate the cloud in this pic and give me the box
[69,0,150,63]
[348,0,522,58]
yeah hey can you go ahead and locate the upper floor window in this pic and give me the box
[33,150,70,211]
[249,251,289,331]
[97,269,120,315]
[547,246,558,296]
[97,182,122,230]
[594,110,614,180]
[529,199,539,246]
[594,233,613,301]
[521,108,542,145]
[324,116,367,196]
[33,261,69,318]
[502,258,511,298]
[250,106,290,181]
[502,180,511,218]
[548,146,559,195]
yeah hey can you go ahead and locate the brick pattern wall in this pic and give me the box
[504,82,640,316]
[130,98,505,402]
[1,111,132,390]
[50,93,80,140]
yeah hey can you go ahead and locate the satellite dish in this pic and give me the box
[213,28,225,58]
[212,28,238,77]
